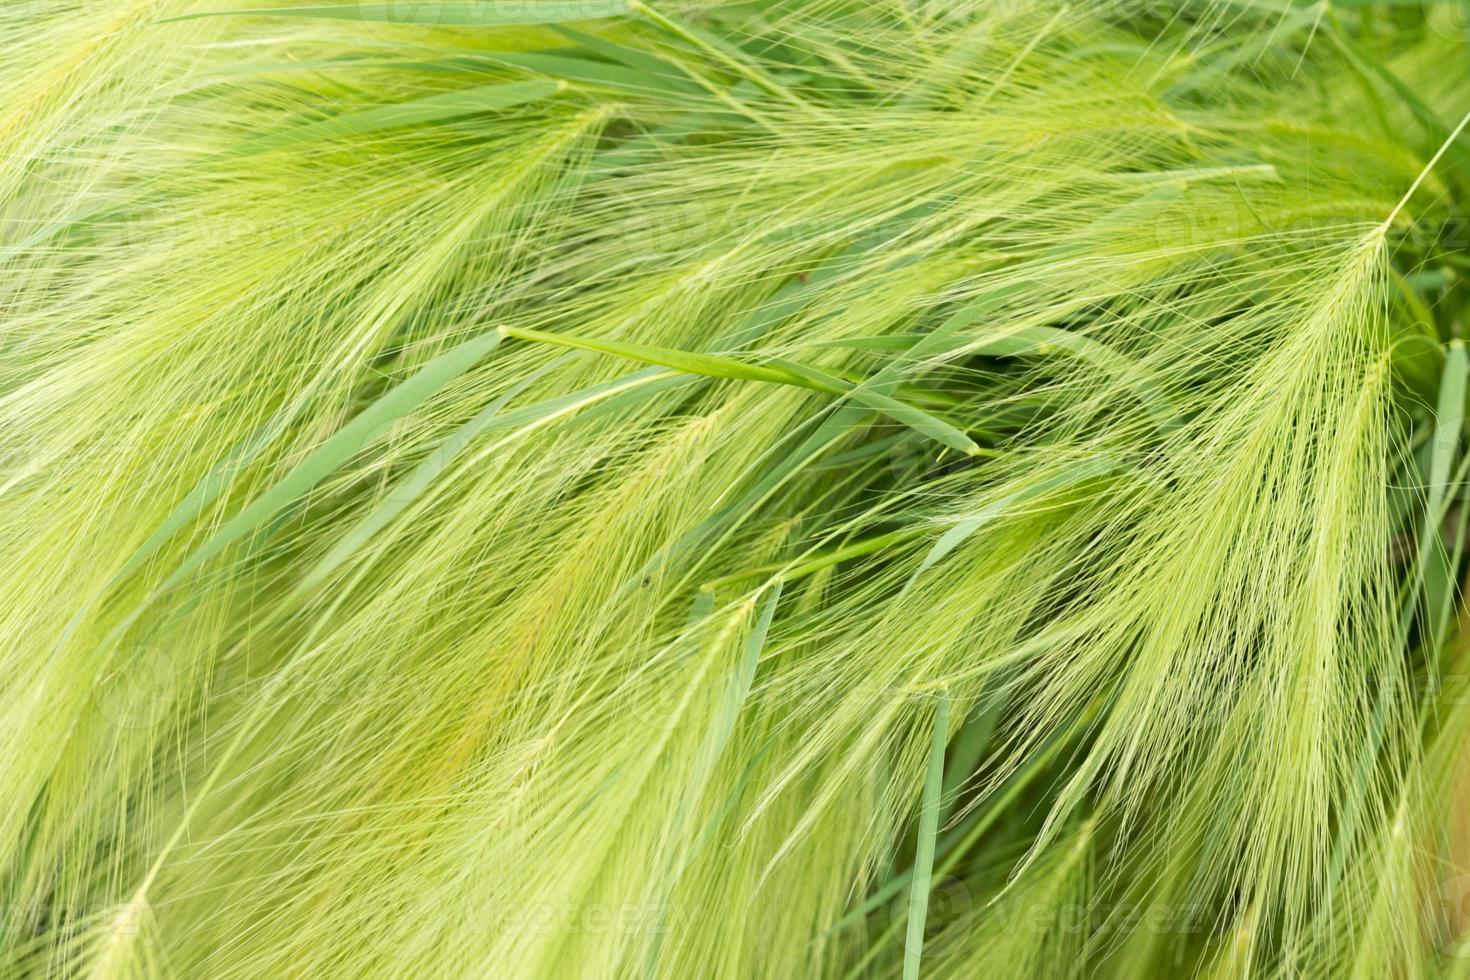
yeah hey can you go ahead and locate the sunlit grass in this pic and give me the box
[1,1,1469,977]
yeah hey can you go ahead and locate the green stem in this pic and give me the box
[903,691,950,980]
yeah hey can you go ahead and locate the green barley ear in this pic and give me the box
[2,1,1469,977]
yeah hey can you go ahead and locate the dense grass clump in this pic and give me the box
[2,1,1470,977]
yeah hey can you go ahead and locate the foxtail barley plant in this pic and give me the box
[3,0,1470,976]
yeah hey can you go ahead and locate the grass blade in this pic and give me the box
[903,690,949,980]
[1418,339,1468,658]
[112,425,281,584]
[156,331,503,598]
[551,25,703,92]
[503,326,981,455]
[236,80,561,154]
[482,50,702,96]
[293,364,554,596]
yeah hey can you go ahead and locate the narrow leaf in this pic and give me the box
[1419,339,1468,655]
[504,327,981,454]
[158,330,503,594]
[551,25,703,92]
[767,357,980,456]
[483,50,700,96]
[903,691,950,980]
[293,365,550,595]
[235,80,561,155]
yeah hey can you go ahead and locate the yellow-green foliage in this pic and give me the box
[2,1,1469,977]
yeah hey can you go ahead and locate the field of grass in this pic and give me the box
[2,1,1469,976]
